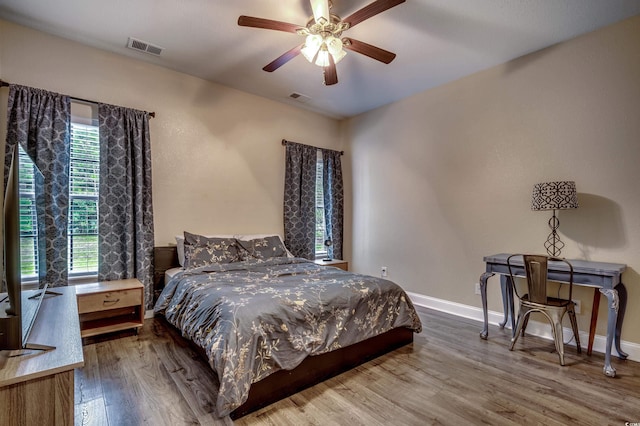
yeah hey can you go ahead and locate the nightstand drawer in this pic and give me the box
[78,289,141,314]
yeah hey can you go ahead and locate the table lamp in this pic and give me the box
[531,181,578,257]
[323,239,333,261]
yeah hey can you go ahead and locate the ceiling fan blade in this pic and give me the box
[342,0,406,28]
[238,15,302,33]
[310,0,330,24]
[343,38,396,64]
[323,55,338,86]
[263,44,304,72]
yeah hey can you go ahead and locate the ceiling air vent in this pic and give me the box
[289,92,311,104]
[126,37,163,56]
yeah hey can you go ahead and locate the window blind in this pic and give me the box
[68,123,100,275]
[315,151,326,256]
[18,146,38,278]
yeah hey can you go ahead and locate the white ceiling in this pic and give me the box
[1,0,639,119]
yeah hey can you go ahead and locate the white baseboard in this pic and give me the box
[407,291,640,363]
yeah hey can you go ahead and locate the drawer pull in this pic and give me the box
[103,298,120,305]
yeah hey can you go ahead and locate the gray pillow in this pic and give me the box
[183,231,240,268]
[237,236,287,260]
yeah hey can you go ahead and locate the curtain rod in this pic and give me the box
[0,79,155,118]
[282,139,343,155]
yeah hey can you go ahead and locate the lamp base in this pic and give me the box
[544,210,564,257]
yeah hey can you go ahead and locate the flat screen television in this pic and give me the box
[0,145,50,351]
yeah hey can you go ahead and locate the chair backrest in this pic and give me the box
[523,254,549,304]
[507,254,574,304]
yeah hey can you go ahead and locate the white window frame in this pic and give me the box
[315,151,327,259]
[67,121,100,280]
[18,119,100,284]
[17,145,39,283]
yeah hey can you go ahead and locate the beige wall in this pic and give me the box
[345,15,640,345]
[0,19,345,252]
[2,14,639,348]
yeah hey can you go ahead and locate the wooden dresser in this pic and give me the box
[0,286,84,425]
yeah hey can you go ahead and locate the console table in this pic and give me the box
[0,287,84,425]
[479,253,627,377]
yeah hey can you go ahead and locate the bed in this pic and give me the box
[153,233,422,419]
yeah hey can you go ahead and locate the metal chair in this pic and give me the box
[507,254,581,365]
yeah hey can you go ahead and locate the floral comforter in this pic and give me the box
[154,257,422,417]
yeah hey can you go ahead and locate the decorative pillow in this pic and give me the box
[237,234,294,258]
[236,236,288,260]
[176,233,292,266]
[176,233,236,266]
[183,231,240,268]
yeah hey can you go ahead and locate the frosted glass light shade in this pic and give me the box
[326,36,346,64]
[302,35,347,67]
[301,34,323,63]
[315,49,330,67]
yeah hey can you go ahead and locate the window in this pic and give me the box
[314,151,326,257]
[68,123,100,276]
[18,146,38,278]
[18,122,100,280]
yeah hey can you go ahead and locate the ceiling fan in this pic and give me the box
[238,0,406,86]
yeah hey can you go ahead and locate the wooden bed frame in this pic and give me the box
[152,246,415,419]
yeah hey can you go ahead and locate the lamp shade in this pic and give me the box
[531,181,578,211]
[301,34,322,63]
[326,36,346,63]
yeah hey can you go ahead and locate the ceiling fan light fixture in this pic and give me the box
[303,34,346,67]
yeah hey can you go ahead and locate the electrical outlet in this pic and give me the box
[573,299,581,314]
[475,283,481,295]
[381,266,388,278]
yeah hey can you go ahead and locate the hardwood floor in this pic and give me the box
[75,307,640,425]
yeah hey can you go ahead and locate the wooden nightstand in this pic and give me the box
[314,259,349,271]
[75,279,144,338]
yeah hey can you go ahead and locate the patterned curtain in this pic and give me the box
[98,103,154,308]
[283,141,318,259]
[322,148,344,260]
[4,85,70,287]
